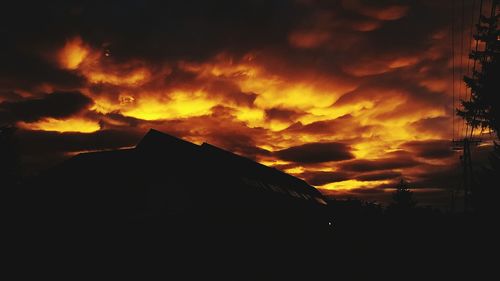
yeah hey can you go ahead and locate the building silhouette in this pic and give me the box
[33,129,329,237]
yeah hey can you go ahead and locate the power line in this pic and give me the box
[458,0,466,139]
[467,0,485,139]
[452,0,456,141]
[463,0,478,138]
[452,0,497,212]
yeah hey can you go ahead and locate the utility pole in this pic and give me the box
[452,138,481,212]
[454,0,498,213]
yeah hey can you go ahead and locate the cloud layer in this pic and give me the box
[1,0,486,206]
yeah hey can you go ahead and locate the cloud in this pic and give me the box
[410,117,451,139]
[339,157,421,172]
[0,54,85,92]
[0,92,92,124]
[16,128,143,154]
[0,91,23,103]
[355,171,402,181]
[282,114,376,140]
[275,142,354,163]
[349,188,388,195]
[401,140,455,159]
[340,0,410,20]
[288,30,331,49]
[407,164,461,189]
[0,0,470,206]
[2,1,298,64]
[204,79,257,108]
[203,130,271,160]
[13,128,144,173]
[301,171,352,186]
[265,107,304,123]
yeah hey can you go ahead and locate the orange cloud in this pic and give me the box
[341,0,409,21]
[58,37,89,70]
[3,0,475,208]
[288,30,331,48]
[342,55,420,77]
[13,27,460,204]
[87,68,150,86]
[19,117,100,133]
[121,91,217,120]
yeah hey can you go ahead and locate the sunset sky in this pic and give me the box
[1,0,494,206]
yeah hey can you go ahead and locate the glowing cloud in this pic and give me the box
[321,179,392,191]
[3,0,467,207]
[19,117,100,133]
[87,68,150,86]
[58,37,89,70]
[120,91,217,121]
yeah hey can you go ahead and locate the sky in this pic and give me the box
[1,0,495,207]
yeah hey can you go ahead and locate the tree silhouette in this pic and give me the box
[456,8,499,217]
[458,10,500,139]
[389,178,416,213]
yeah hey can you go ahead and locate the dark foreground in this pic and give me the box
[3,129,494,278]
[5,194,495,280]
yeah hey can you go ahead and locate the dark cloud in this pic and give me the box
[355,171,401,181]
[204,79,257,107]
[287,0,453,77]
[339,156,420,172]
[401,140,455,159]
[16,128,143,154]
[204,130,271,160]
[285,115,351,133]
[1,0,300,64]
[409,164,461,189]
[334,73,450,113]
[13,128,144,173]
[0,91,23,102]
[301,171,351,186]
[275,142,354,163]
[162,66,199,87]
[265,107,304,123]
[283,114,378,140]
[2,0,452,79]
[0,91,92,124]
[0,51,86,92]
[349,188,387,195]
[348,1,449,56]
[410,117,451,138]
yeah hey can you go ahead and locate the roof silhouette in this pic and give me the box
[36,128,328,231]
[136,128,200,151]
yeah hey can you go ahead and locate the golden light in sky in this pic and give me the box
[19,117,100,133]
[58,37,89,70]
[3,0,478,206]
[25,33,458,195]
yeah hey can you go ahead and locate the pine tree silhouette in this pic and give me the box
[458,8,500,138]
[389,178,416,213]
